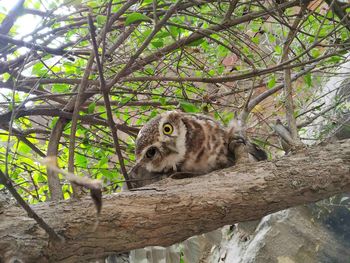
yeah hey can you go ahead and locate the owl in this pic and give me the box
[129,110,266,189]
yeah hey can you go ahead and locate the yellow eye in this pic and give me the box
[163,123,173,135]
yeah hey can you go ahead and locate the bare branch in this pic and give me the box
[281,8,305,145]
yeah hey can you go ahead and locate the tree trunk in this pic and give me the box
[0,140,349,263]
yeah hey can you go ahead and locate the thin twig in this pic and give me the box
[67,54,95,197]
[88,14,132,189]
[297,95,350,128]
[281,8,305,144]
[100,0,113,66]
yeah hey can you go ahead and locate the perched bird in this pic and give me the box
[129,110,266,188]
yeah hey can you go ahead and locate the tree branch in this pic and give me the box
[0,33,82,56]
[0,107,139,134]
[0,0,24,35]
[281,8,305,145]
[0,170,60,241]
[0,139,349,262]
[67,51,94,198]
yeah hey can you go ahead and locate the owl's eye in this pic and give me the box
[145,147,157,159]
[163,123,173,135]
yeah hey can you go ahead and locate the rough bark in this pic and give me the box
[0,140,349,263]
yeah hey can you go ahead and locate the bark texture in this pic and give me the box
[0,140,349,263]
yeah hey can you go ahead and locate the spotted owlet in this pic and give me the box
[129,110,266,188]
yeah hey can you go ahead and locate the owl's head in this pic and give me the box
[135,111,188,173]
[129,111,187,188]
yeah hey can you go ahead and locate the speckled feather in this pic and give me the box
[130,111,236,188]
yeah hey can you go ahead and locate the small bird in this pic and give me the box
[129,110,266,188]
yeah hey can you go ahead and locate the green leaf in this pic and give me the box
[267,75,276,89]
[252,36,259,44]
[187,39,204,47]
[63,62,76,75]
[274,45,282,55]
[50,117,59,129]
[311,48,320,58]
[125,12,151,25]
[52,84,70,93]
[251,22,261,32]
[87,102,96,114]
[156,31,170,38]
[76,153,87,167]
[159,97,167,106]
[327,55,341,64]
[151,40,164,48]
[2,72,11,81]
[98,156,108,168]
[101,169,115,179]
[268,33,276,43]
[140,0,153,6]
[304,73,312,87]
[96,15,107,26]
[86,1,98,8]
[18,142,31,154]
[180,101,200,113]
[169,25,180,37]
[33,172,46,183]
[32,63,45,76]
[208,69,215,76]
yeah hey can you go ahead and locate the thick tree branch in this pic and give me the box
[0,0,24,35]
[0,33,83,56]
[0,107,139,134]
[0,169,60,242]
[325,0,350,32]
[0,140,349,262]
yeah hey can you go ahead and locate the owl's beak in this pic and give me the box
[166,144,178,154]
[164,140,178,154]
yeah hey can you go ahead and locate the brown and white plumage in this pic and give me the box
[129,110,266,189]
